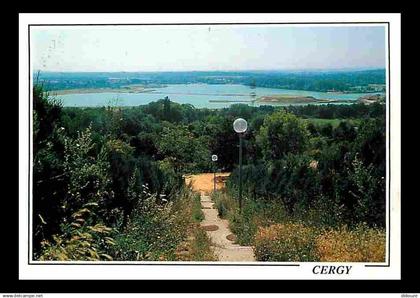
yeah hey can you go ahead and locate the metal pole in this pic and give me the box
[214,167,216,192]
[238,134,243,213]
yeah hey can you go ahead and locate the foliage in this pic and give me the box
[33,80,386,262]
[108,193,185,261]
[257,110,310,160]
[157,125,212,174]
[254,222,385,262]
[192,193,204,222]
[229,204,260,246]
[254,223,319,262]
[33,84,67,255]
[212,191,236,219]
[39,202,114,261]
[315,224,386,262]
[183,228,217,261]
[348,156,385,225]
[63,126,113,216]
[38,69,385,93]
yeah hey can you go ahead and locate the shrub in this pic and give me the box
[108,188,193,261]
[39,203,115,261]
[192,193,204,222]
[229,200,260,246]
[212,191,236,219]
[256,110,310,160]
[187,228,217,261]
[315,224,386,262]
[254,223,319,262]
[213,192,288,246]
[212,192,259,246]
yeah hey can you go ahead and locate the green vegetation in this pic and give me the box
[38,69,385,93]
[192,193,204,223]
[305,118,342,127]
[255,223,319,262]
[185,228,217,261]
[209,100,385,262]
[33,79,386,262]
[254,222,385,262]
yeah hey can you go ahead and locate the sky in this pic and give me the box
[31,25,386,72]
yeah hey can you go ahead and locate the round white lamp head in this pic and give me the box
[211,154,218,162]
[233,118,248,134]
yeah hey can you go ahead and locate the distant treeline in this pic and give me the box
[36,69,385,93]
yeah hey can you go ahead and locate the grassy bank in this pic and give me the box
[39,188,215,261]
[174,191,216,261]
[212,191,385,262]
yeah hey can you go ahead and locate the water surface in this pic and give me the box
[54,84,379,108]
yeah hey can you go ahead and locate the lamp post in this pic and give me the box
[233,118,248,213]
[211,154,218,192]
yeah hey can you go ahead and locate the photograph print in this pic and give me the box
[20,15,400,281]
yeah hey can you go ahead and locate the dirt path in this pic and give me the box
[185,173,255,262]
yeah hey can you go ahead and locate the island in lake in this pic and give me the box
[256,95,355,104]
[357,94,386,105]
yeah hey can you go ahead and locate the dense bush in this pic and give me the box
[39,203,115,261]
[108,194,185,261]
[254,222,385,262]
[191,193,204,222]
[228,106,386,227]
[33,85,193,260]
[213,191,237,219]
[254,223,319,262]
[256,110,309,160]
[315,224,386,262]
[33,85,67,254]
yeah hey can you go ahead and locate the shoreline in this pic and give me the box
[46,87,157,95]
[256,95,355,105]
[45,84,384,97]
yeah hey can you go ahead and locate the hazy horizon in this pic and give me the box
[31,25,386,72]
[34,67,385,74]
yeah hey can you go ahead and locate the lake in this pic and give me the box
[53,84,377,109]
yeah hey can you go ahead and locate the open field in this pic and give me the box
[184,173,230,194]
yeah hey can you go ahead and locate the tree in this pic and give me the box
[256,110,310,160]
[157,125,211,174]
[33,84,67,255]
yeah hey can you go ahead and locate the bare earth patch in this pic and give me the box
[184,173,230,194]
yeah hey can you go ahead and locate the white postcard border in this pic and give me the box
[18,13,401,280]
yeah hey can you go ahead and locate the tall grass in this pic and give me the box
[105,188,197,261]
[315,224,385,262]
[212,191,287,246]
[186,228,217,261]
[254,223,319,262]
[254,222,385,262]
[213,191,386,262]
[174,190,216,261]
[191,193,204,222]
